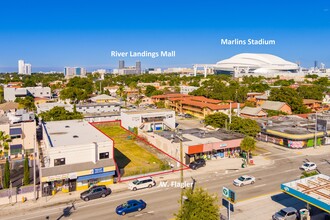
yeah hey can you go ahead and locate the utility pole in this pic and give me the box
[229,102,232,124]
[314,113,318,148]
[33,134,36,201]
[176,131,184,206]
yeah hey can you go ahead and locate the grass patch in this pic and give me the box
[95,124,170,177]
[300,170,318,179]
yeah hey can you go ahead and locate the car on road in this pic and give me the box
[116,199,147,216]
[233,175,256,187]
[80,185,111,201]
[300,162,317,171]
[184,113,193,118]
[189,158,206,170]
[128,177,156,191]
[272,207,298,220]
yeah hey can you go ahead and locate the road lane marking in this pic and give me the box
[253,184,266,188]
[135,214,143,217]
[147,211,155,214]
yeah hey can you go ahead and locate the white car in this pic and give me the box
[128,177,156,191]
[300,162,317,171]
[233,175,256,187]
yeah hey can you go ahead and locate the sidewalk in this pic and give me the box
[0,156,272,216]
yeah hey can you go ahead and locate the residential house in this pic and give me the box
[240,107,268,118]
[259,101,292,114]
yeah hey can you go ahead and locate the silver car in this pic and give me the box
[272,207,298,220]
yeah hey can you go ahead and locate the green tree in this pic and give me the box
[230,116,261,137]
[269,87,309,114]
[273,79,294,86]
[3,158,10,189]
[0,85,4,103]
[39,106,83,121]
[204,113,229,128]
[145,85,157,97]
[296,85,324,100]
[265,110,287,117]
[240,136,256,165]
[23,154,30,185]
[15,96,36,111]
[66,77,94,94]
[175,187,219,220]
[60,87,88,103]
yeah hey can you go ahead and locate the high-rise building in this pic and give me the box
[119,60,125,69]
[136,61,141,74]
[64,67,87,78]
[18,60,25,74]
[18,60,32,75]
[25,63,32,75]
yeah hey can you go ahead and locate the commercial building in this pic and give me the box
[281,174,330,214]
[64,67,87,78]
[0,109,36,157]
[257,115,330,148]
[147,68,162,74]
[121,109,176,132]
[213,53,300,77]
[140,128,244,164]
[4,86,51,102]
[114,61,141,75]
[40,120,116,195]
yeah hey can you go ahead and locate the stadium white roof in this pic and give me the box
[215,53,299,72]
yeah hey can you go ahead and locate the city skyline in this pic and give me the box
[0,0,329,72]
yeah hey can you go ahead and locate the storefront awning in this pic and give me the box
[10,128,22,135]
[77,171,115,182]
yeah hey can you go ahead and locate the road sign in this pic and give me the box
[222,187,229,198]
[222,187,236,203]
[222,198,234,212]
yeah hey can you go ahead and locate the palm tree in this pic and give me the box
[240,136,256,165]
[0,131,11,157]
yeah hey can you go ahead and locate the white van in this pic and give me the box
[128,177,156,191]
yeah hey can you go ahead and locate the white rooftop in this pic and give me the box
[121,109,174,115]
[43,120,111,147]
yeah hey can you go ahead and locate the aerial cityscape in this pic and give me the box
[0,1,330,220]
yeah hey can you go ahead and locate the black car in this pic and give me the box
[189,159,206,170]
[80,185,111,201]
[184,114,193,118]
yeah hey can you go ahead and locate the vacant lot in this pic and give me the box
[94,123,170,177]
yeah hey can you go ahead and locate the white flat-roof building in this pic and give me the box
[4,86,51,102]
[180,86,199,94]
[41,120,116,194]
[121,109,176,132]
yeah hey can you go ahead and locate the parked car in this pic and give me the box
[300,162,317,171]
[128,177,156,191]
[189,158,206,170]
[184,113,193,118]
[233,175,256,187]
[116,199,147,216]
[80,185,111,201]
[272,207,298,220]
[178,113,185,117]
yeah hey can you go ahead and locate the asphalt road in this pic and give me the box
[3,144,330,220]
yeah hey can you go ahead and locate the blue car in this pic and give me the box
[116,199,147,216]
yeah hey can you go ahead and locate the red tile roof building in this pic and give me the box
[152,94,243,118]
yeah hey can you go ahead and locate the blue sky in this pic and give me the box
[0,0,329,72]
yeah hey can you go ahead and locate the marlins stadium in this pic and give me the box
[213,53,300,76]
